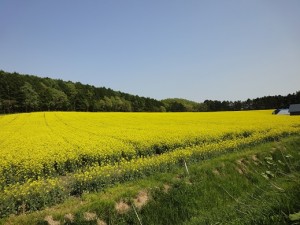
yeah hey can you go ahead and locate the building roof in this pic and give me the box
[289,104,300,113]
[277,109,290,115]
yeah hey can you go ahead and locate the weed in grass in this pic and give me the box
[96,219,107,225]
[115,201,131,214]
[133,191,149,210]
[63,213,74,223]
[83,212,97,221]
[44,215,60,225]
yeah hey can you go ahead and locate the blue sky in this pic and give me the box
[1,1,299,102]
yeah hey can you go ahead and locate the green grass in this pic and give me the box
[2,135,300,225]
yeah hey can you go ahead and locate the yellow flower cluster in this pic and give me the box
[0,110,299,189]
[0,110,299,214]
[72,127,292,193]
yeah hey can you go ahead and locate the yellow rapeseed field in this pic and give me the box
[0,110,299,215]
[0,110,299,187]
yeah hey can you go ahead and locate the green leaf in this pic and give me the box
[265,170,275,177]
[265,156,273,161]
[277,160,285,165]
[266,160,275,165]
[261,172,269,180]
[289,211,300,221]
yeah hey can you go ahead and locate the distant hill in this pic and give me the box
[161,98,208,112]
[0,70,299,113]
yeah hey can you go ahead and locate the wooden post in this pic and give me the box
[132,204,143,225]
[184,160,189,175]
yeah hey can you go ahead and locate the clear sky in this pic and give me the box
[1,1,299,102]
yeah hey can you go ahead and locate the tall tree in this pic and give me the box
[50,88,69,110]
[20,82,39,112]
[93,99,106,111]
[65,82,78,111]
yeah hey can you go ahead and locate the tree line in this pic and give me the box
[0,70,299,114]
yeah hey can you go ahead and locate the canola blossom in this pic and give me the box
[0,110,299,216]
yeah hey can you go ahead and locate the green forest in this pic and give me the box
[0,70,299,114]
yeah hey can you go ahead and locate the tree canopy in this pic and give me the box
[0,70,299,114]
